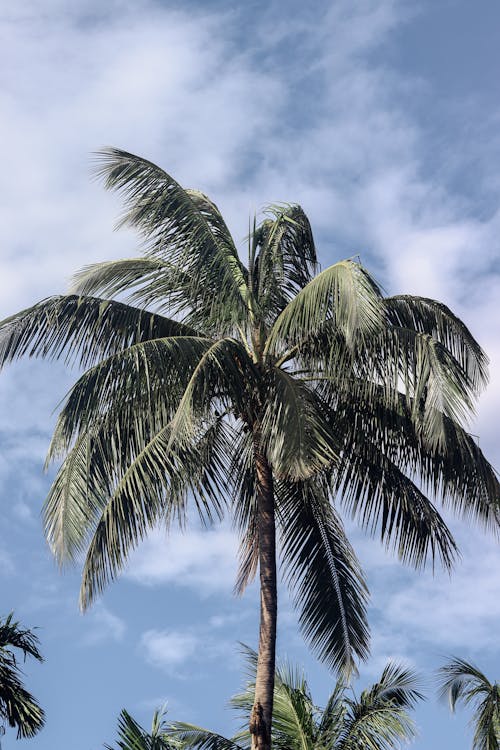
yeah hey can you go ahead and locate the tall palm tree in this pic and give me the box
[168,648,423,750]
[437,658,499,750]
[0,613,45,739]
[105,707,173,750]
[0,149,498,750]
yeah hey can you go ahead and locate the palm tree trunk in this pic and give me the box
[250,430,277,750]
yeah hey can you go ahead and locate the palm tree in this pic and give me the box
[437,658,499,750]
[0,613,45,739]
[105,707,173,750]
[168,648,423,750]
[0,149,498,750]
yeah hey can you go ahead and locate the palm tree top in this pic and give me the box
[0,613,45,739]
[0,148,498,748]
[437,657,499,750]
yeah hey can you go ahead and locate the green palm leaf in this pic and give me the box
[276,478,369,675]
[0,295,198,370]
[95,149,250,333]
[260,369,337,480]
[106,707,172,750]
[0,614,45,739]
[437,658,499,750]
[265,259,384,358]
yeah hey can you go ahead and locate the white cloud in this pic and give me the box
[352,524,500,671]
[140,629,200,672]
[125,526,239,595]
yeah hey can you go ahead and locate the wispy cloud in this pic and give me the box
[82,603,126,646]
[140,629,200,673]
[125,527,239,595]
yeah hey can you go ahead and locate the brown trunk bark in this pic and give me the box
[250,429,277,750]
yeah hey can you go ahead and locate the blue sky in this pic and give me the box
[0,1,499,748]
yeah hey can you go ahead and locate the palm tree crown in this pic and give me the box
[169,648,423,750]
[0,149,498,750]
[0,613,45,739]
[438,658,499,750]
[105,707,173,750]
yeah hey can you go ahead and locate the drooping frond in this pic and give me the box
[167,338,257,450]
[94,149,250,334]
[332,430,459,571]
[437,658,499,750]
[0,613,43,662]
[385,295,489,392]
[77,418,229,609]
[252,204,317,318]
[315,380,500,536]
[265,260,384,358]
[0,615,45,739]
[381,324,479,450]
[276,478,369,675]
[0,668,46,739]
[336,664,420,750]
[0,295,198,371]
[46,336,215,455]
[260,369,338,480]
[363,662,424,709]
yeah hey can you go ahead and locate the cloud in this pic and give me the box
[82,603,126,646]
[125,526,239,595]
[140,629,200,672]
[351,524,500,672]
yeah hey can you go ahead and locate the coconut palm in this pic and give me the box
[169,648,423,750]
[0,149,498,750]
[105,707,173,750]
[437,658,499,750]
[0,613,45,739]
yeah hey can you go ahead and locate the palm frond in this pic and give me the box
[167,723,245,750]
[167,338,257,450]
[316,382,499,540]
[363,662,424,709]
[106,707,172,750]
[385,295,489,392]
[0,615,45,739]
[276,478,369,675]
[77,418,229,609]
[252,204,317,318]
[0,667,45,739]
[0,613,43,662]
[0,295,198,371]
[46,336,214,456]
[437,658,499,750]
[270,666,315,750]
[260,369,338,480]
[337,693,416,750]
[94,149,250,333]
[265,259,384,358]
[333,431,459,571]
[70,258,194,316]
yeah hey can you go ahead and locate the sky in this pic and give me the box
[0,0,499,748]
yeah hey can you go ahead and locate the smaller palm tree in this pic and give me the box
[0,613,45,739]
[437,658,499,750]
[168,648,423,750]
[105,706,174,750]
